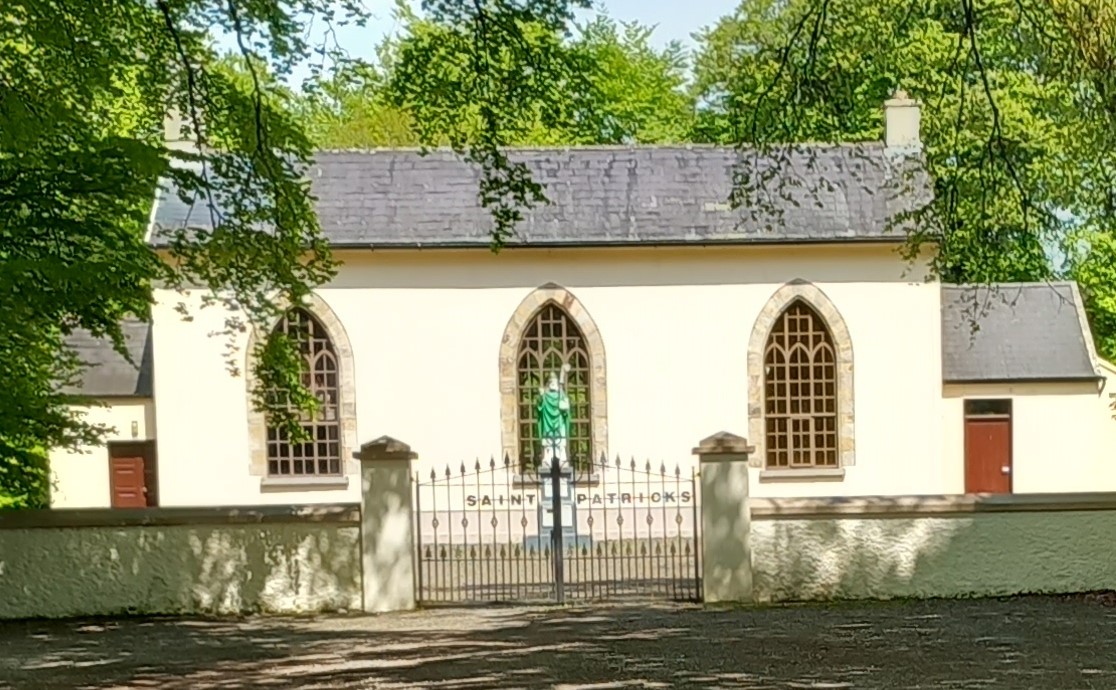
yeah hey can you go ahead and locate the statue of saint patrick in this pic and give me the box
[536,364,571,469]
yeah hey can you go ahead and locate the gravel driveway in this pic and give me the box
[2,596,1115,689]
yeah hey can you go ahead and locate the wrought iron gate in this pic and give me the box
[412,454,701,605]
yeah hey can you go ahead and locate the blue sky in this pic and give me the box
[215,0,739,85]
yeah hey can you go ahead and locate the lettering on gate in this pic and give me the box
[462,491,692,508]
[465,494,537,507]
[577,491,692,505]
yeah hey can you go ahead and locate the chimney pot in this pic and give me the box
[163,108,201,153]
[883,89,921,151]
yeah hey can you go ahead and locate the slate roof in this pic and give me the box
[941,283,1100,383]
[149,144,930,248]
[63,320,154,397]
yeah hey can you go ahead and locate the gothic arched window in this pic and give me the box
[265,308,342,477]
[516,303,593,467]
[763,300,838,469]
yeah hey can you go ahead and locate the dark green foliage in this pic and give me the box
[1,0,613,505]
[690,0,1116,358]
[0,444,50,510]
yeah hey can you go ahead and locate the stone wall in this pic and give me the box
[11,443,1116,620]
[0,505,361,619]
[748,494,1116,603]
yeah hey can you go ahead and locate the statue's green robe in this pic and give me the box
[536,390,570,441]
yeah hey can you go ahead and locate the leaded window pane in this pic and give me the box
[265,308,343,477]
[764,301,838,469]
[516,303,593,468]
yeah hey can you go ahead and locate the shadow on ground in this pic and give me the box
[2,596,1115,689]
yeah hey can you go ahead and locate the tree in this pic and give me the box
[691,0,1116,357]
[297,53,423,149]
[5,0,1113,510]
[1068,232,1116,361]
[565,17,694,144]
[303,13,694,150]
[1051,3,1116,361]
[0,0,593,506]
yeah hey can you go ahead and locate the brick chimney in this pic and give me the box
[883,89,921,152]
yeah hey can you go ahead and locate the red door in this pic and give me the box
[964,400,1012,494]
[109,441,157,508]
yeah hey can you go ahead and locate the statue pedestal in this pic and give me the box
[541,469,574,531]
[525,462,585,552]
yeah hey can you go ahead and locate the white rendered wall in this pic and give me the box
[150,244,945,506]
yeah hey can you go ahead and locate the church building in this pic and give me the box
[49,94,1116,509]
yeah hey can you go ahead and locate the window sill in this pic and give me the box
[260,476,350,492]
[758,468,845,482]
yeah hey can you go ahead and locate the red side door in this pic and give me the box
[964,402,1012,494]
[109,441,157,508]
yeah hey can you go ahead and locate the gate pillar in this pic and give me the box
[694,432,755,604]
[359,435,418,613]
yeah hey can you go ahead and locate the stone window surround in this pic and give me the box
[747,280,855,480]
[245,294,358,491]
[499,284,608,481]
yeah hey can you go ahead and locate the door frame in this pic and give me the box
[107,440,158,508]
[963,398,1013,494]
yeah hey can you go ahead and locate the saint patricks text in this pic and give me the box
[464,490,692,508]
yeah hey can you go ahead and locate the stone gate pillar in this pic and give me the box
[694,432,755,604]
[359,436,417,613]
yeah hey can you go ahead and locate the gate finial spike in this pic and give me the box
[660,462,667,475]
[489,455,496,469]
[429,469,436,480]
[503,452,511,467]
[630,456,636,470]
[474,458,481,471]
[444,465,451,478]
[645,459,652,472]
[598,451,607,471]
[614,454,622,468]
[675,463,681,477]
[460,462,466,475]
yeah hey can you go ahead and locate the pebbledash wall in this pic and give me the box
[147,243,950,507]
[0,505,361,619]
[748,496,1116,602]
[0,439,403,620]
[697,434,1116,605]
[5,435,1116,619]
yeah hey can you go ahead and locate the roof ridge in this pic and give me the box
[312,142,888,155]
[942,280,1076,290]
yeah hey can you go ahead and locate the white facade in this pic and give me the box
[941,379,1116,493]
[150,244,939,505]
[43,242,1113,510]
